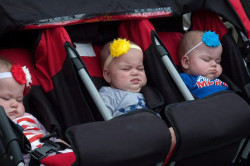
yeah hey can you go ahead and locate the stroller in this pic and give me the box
[1,0,250,166]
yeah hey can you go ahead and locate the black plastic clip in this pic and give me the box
[30,140,60,160]
[40,132,57,143]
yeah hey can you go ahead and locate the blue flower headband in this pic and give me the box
[184,31,221,56]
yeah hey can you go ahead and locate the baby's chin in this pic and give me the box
[110,85,140,93]
[125,86,142,93]
[203,75,217,80]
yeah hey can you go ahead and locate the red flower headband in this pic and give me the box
[11,64,32,95]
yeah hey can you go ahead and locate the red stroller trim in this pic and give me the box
[191,10,228,39]
[119,19,155,52]
[229,0,250,39]
[78,44,103,77]
[41,151,76,166]
[158,32,183,65]
[0,48,39,86]
[34,27,72,92]
[24,11,172,31]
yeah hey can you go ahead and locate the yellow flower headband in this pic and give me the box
[103,38,142,69]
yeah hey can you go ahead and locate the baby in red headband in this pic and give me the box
[0,58,74,166]
[0,59,32,120]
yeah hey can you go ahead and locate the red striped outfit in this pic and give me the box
[13,113,49,150]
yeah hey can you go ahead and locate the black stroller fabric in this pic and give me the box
[30,27,97,135]
[1,1,250,166]
[116,10,250,166]
[165,91,250,166]
[63,20,173,165]
[0,106,31,166]
[0,28,78,165]
[66,110,172,166]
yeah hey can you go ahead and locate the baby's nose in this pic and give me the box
[131,69,139,75]
[211,60,217,66]
[11,100,18,108]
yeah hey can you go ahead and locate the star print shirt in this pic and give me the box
[99,86,148,117]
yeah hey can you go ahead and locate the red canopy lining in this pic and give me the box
[24,12,172,30]
[229,0,250,39]
[0,48,39,86]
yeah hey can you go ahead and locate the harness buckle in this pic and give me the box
[30,140,60,160]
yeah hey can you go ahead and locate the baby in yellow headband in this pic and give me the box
[100,38,147,94]
[99,38,176,159]
[99,38,147,117]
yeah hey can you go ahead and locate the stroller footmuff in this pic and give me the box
[66,110,172,166]
[164,91,250,166]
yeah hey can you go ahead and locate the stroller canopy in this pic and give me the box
[0,0,247,37]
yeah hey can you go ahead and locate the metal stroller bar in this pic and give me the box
[154,35,195,101]
[0,106,25,166]
[66,44,113,121]
[236,137,250,165]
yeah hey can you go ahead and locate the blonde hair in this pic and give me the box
[178,30,205,61]
[0,58,12,73]
[99,40,140,70]
[100,41,112,70]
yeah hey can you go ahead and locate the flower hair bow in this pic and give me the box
[184,31,221,56]
[103,38,142,69]
[0,64,32,95]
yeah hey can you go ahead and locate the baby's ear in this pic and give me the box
[103,68,111,83]
[181,55,190,70]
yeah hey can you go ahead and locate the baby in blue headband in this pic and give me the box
[178,30,229,98]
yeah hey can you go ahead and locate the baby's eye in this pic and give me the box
[121,68,129,71]
[16,97,23,102]
[137,67,144,71]
[202,58,210,62]
[1,97,9,101]
[216,60,221,64]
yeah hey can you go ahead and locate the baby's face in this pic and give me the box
[0,77,25,120]
[107,48,147,92]
[183,44,223,80]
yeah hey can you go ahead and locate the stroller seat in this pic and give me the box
[1,1,250,166]
[64,21,174,166]
[115,10,250,166]
[0,30,76,166]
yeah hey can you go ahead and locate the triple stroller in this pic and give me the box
[1,0,250,165]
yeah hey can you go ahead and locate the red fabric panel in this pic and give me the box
[41,152,76,166]
[34,27,72,92]
[119,19,155,52]
[81,56,102,77]
[80,44,103,77]
[192,10,228,40]
[0,48,39,86]
[229,0,250,39]
[158,32,183,65]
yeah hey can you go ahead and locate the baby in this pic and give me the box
[99,38,147,117]
[99,38,176,160]
[0,58,73,166]
[178,30,229,98]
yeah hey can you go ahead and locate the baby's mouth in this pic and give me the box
[210,69,217,74]
[8,110,18,116]
[131,78,140,84]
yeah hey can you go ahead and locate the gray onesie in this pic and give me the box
[99,86,147,117]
